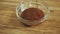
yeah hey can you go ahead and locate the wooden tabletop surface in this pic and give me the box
[0,0,60,34]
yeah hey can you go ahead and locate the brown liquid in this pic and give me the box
[20,8,44,20]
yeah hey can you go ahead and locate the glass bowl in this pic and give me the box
[16,0,50,26]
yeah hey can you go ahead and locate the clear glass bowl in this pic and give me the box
[16,0,50,26]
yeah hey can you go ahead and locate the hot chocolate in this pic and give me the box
[20,8,44,20]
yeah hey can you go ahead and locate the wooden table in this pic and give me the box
[0,0,60,34]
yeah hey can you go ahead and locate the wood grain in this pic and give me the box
[0,0,60,34]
